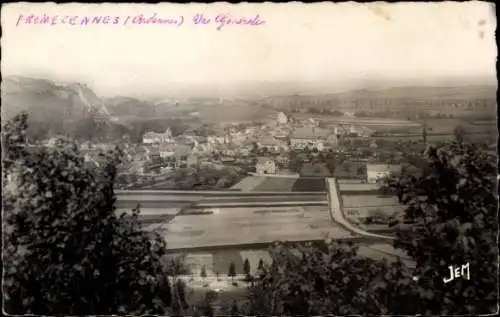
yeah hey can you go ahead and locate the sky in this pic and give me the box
[2,2,497,98]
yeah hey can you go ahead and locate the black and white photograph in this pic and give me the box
[2,2,498,315]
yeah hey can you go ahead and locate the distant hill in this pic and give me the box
[1,76,130,141]
[330,85,497,101]
[2,76,113,123]
[262,85,497,102]
[1,76,204,142]
[104,96,160,118]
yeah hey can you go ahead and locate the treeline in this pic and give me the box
[23,114,193,144]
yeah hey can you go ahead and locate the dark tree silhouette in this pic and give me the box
[228,262,236,280]
[385,142,497,314]
[230,300,240,316]
[258,258,264,270]
[243,258,251,277]
[244,141,497,315]
[200,265,207,284]
[171,279,189,315]
[453,124,467,143]
[3,112,171,315]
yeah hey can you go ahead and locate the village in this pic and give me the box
[86,111,431,191]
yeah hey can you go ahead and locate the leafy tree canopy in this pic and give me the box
[384,141,498,314]
[3,112,172,315]
[246,141,497,315]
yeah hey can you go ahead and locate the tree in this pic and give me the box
[200,265,207,283]
[230,300,240,316]
[171,279,189,315]
[244,241,417,315]
[228,262,236,280]
[165,254,190,276]
[384,142,497,314]
[288,156,302,173]
[243,258,251,278]
[258,258,264,270]
[26,119,51,142]
[244,141,497,315]
[198,290,217,317]
[453,124,467,143]
[3,112,171,315]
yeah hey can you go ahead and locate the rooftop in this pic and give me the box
[257,157,274,165]
[173,145,192,157]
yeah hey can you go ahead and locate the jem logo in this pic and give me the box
[443,262,470,284]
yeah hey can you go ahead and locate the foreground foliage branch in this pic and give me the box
[384,141,498,314]
[3,112,172,315]
[247,141,497,315]
[244,241,418,315]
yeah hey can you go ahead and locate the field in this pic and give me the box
[163,206,348,250]
[295,113,421,127]
[230,176,267,191]
[338,182,381,192]
[198,104,275,124]
[253,177,298,191]
[341,195,403,218]
[233,176,327,192]
[421,118,497,134]
[292,178,327,192]
[340,194,404,231]
[368,132,496,143]
[230,176,386,193]
[341,195,401,209]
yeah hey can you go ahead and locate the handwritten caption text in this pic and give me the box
[16,13,266,30]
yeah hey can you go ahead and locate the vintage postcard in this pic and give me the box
[2,2,497,316]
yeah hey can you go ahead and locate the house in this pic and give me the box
[305,118,319,127]
[274,155,290,168]
[142,129,173,145]
[331,125,348,135]
[173,145,192,168]
[277,112,288,125]
[366,164,402,183]
[238,148,250,157]
[245,127,257,134]
[158,142,177,158]
[290,127,331,150]
[348,125,375,137]
[325,133,339,148]
[256,157,276,175]
[192,142,211,155]
[221,148,237,156]
[174,135,196,146]
[186,154,199,168]
[258,137,284,152]
[207,135,226,145]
